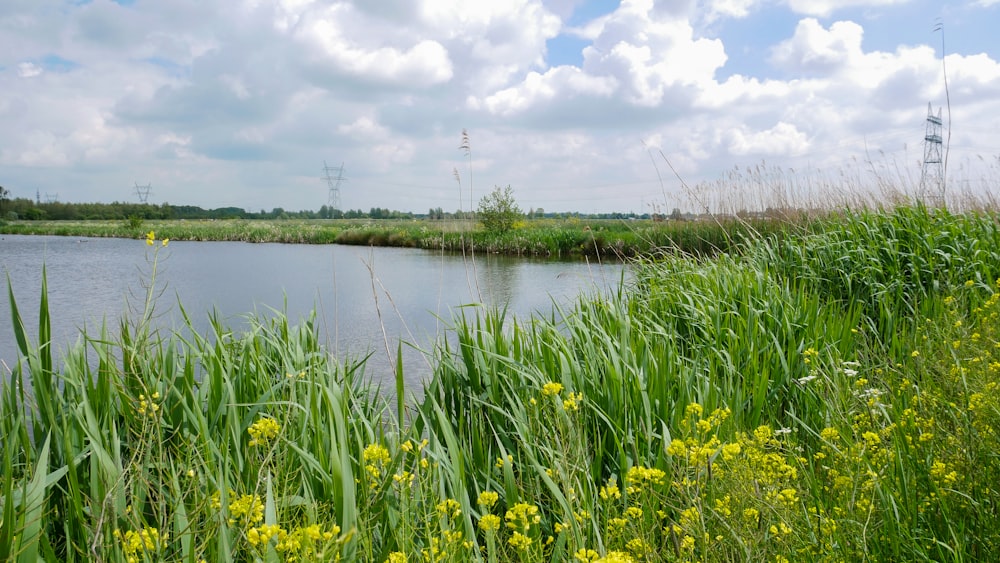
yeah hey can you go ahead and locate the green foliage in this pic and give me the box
[1,216,796,257]
[126,214,144,231]
[477,185,522,234]
[4,205,1000,561]
[0,197,414,221]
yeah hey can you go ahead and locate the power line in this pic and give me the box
[322,161,345,211]
[920,102,945,206]
[134,182,153,204]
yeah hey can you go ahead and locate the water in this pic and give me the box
[0,235,624,392]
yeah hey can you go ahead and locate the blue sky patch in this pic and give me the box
[40,54,81,73]
[563,0,620,27]
[545,0,618,68]
[546,34,591,67]
[710,4,800,81]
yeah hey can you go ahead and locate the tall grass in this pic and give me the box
[4,206,1000,561]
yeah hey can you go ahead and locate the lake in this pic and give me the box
[0,234,625,394]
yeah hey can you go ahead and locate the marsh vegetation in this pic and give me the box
[4,205,1000,562]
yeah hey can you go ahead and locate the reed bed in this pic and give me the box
[1,217,800,259]
[3,205,1000,562]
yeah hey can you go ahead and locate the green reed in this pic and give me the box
[4,206,1000,561]
[1,216,800,258]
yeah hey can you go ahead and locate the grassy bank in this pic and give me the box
[4,205,1000,562]
[0,216,803,258]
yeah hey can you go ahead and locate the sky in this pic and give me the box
[1,0,999,215]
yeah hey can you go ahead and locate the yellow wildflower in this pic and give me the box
[509,532,532,550]
[596,551,635,563]
[495,454,513,469]
[227,492,264,526]
[563,392,583,411]
[599,478,621,500]
[116,527,165,562]
[721,442,741,461]
[247,417,281,447]
[667,439,687,457]
[478,490,499,508]
[505,502,540,533]
[626,538,649,556]
[684,403,703,420]
[363,443,391,479]
[542,382,564,396]
[436,498,462,519]
[478,514,501,532]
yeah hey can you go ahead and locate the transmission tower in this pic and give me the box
[920,102,944,207]
[322,161,345,211]
[45,193,58,204]
[134,182,153,204]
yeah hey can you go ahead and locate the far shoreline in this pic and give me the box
[0,215,802,259]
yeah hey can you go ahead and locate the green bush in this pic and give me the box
[477,185,522,234]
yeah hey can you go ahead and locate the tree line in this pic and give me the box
[0,186,653,223]
[0,196,419,221]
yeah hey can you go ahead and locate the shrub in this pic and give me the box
[477,185,522,234]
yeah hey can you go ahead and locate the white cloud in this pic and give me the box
[695,74,791,108]
[704,0,759,20]
[471,0,727,113]
[338,116,389,138]
[725,121,810,156]
[947,52,1000,90]
[17,62,42,78]
[279,0,561,93]
[473,66,617,116]
[770,18,862,74]
[418,1,561,92]
[0,0,999,213]
[296,4,454,87]
[783,0,911,18]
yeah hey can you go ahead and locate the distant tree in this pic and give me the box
[477,185,522,234]
[0,185,8,215]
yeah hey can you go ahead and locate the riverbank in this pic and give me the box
[5,205,1000,561]
[0,215,806,258]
